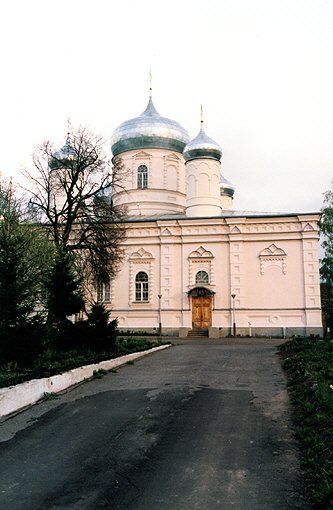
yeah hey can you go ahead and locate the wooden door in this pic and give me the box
[192,296,212,329]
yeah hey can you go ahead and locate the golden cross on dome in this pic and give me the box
[149,69,153,97]
[67,117,72,140]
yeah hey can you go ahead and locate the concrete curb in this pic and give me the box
[0,344,171,419]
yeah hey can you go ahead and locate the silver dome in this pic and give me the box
[184,124,222,162]
[111,96,189,157]
[50,137,76,170]
[52,137,76,161]
[220,175,235,197]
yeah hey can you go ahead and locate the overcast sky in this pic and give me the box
[0,0,332,213]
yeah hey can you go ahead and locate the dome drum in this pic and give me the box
[111,96,235,216]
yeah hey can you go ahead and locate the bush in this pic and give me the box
[0,334,161,388]
[115,337,159,355]
[279,337,333,509]
[48,319,85,352]
[0,316,46,367]
[86,303,118,352]
[49,304,118,354]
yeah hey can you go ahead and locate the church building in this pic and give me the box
[100,94,322,337]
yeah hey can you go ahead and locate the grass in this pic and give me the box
[93,368,107,379]
[42,392,59,401]
[0,337,161,389]
[278,337,333,509]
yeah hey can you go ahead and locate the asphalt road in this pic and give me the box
[0,338,306,510]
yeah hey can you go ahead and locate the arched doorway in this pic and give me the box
[188,287,215,329]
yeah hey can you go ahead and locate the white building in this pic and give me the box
[100,94,322,337]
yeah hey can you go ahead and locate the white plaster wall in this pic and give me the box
[110,221,185,329]
[106,215,322,331]
[112,148,186,215]
[244,239,305,309]
[220,195,233,211]
[186,159,222,217]
[113,189,186,215]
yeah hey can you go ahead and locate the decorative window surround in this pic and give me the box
[259,244,287,275]
[188,246,214,286]
[129,248,154,305]
[189,246,213,258]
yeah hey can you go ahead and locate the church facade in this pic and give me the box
[100,95,322,337]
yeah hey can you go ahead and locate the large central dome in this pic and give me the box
[111,96,189,157]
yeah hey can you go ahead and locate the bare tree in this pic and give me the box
[23,126,126,285]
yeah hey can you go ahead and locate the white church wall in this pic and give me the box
[106,214,322,337]
[112,148,187,215]
[244,239,305,310]
[105,97,325,337]
[220,195,233,211]
[185,160,222,217]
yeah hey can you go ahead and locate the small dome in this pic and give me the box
[53,137,76,161]
[94,188,112,207]
[50,137,76,169]
[111,96,189,157]
[220,175,235,197]
[184,124,222,162]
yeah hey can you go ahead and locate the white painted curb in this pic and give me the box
[0,344,171,419]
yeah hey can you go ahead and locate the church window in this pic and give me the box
[137,165,148,189]
[97,279,111,303]
[195,270,209,284]
[135,271,149,301]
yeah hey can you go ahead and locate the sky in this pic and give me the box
[0,0,332,213]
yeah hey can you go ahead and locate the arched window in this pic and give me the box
[135,271,149,301]
[137,165,148,189]
[195,270,209,284]
[97,278,111,303]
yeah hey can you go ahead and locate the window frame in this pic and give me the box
[135,271,149,302]
[97,279,111,303]
[195,270,209,285]
[137,164,148,189]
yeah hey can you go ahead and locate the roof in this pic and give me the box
[120,210,321,223]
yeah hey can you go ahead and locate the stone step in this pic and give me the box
[187,329,209,337]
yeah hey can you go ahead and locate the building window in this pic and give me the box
[97,279,111,303]
[195,270,209,284]
[137,165,148,189]
[135,271,149,301]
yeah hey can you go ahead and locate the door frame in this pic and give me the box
[187,287,215,329]
[191,295,212,329]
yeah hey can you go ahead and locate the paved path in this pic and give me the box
[0,339,306,509]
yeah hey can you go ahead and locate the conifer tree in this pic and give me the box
[0,181,51,362]
[46,249,85,325]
